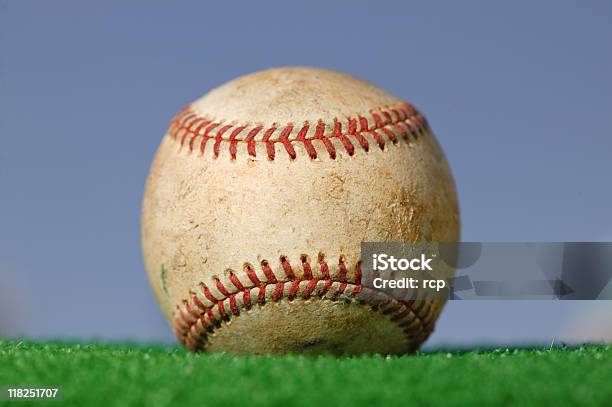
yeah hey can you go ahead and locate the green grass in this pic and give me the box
[0,341,610,406]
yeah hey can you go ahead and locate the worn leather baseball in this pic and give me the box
[141,67,460,355]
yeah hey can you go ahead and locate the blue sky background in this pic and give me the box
[1,0,611,347]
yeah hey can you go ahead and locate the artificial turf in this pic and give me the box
[0,341,610,406]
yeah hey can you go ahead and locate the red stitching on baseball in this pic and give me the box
[169,101,427,160]
[262,127,277,161]
[280,256,296,280]
[319,255,330,279]
[173,255,433,353]
[301,255,313,279]
[228,271,245,291]
[192,292,207,312]
[229,295,240,315]
[245,127,262,157]
[334,121,355,156]
[272,282,284,301]
[313,122,336,159]
[184,300,199,319]
[296,124,317,159]
[338,257,348,282]
[261,260,278,283]
[200,283,218,303]
[359,117,369,132]
[214,277,231,297]
[288,280,300,300]
[331,282,347,301]
[278,125,296,159]
[319,279,333,297]
[229,126,246,159]
[213,124,232,158]
[257,285,266,304]
[243,290,252,310]
[302,279,318,299]
[245,265,261,285]
[217,300,226,319]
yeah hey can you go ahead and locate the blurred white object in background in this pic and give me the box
[561,285,612,344]
[0,266,34,338]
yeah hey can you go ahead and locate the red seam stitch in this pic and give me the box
[369,130,386,150]
[272,282,284,301]
[185,301,200,319]
[187,118,209,151]
[213,124,233,158]
[319,279,333,297]
[403,120,418,140]
[355,261,362,284]
[200,135,209,155]
[358,117,369,132]
[229,295,240,315]
[192,293,207,312]
[204,122,220,136]
[391,108,404,121]
[348,118,357,135]
[296,124,317,159]
[314,122,336,159]
[200,283,218,303]
[204,308,214,323]
[181,110,432,160]
[278,125,296,159]
[288,280,300,299]
[352,132,369,152]
[394,123,410,142]
[261,260,278,283]
[382,111,393,124]
[243,290,252,310]
[185,118,206,151]
[173,317,185,335]
[229,272,245,291]
[381,127,398,144]
[176,257,432,353]
[302,279,318,299]
[200,122,220,154]
[319,259,330,279]
[338,258,348,282]
[180,115,201,146]
[229,126,246,159]
[177,308,190,326]
[281,257,296,280]
[245,126,263,158]
[217,300,226,318]
[170,108,190,132]
[257,285,266,304]
[332,282,348,301]
[214,277,231,297]
[334,121,355,156]
[177,114,198,144]
[302,259,313,279]
[262,127,277,160]
[168,102,429,160]
[372,113,383,128]
[244,265,261,285]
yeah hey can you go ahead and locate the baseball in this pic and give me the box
[141,67,460,355]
